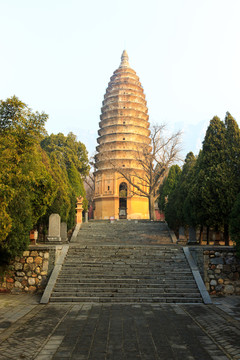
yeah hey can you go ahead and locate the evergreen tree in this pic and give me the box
[0,97,55,260]
[40,133,89,229]
[158,165,181,212]
[182,150,211,242]
[229,193,240,256]
[198,115,240,244]
[165,152,196,231]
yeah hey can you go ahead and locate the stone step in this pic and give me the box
[59,273,192,277]
[49,221,203,304]
[67,249,182,254]
[65,255,184,260]
[50,296,202,303]
[57,275,194,281]
[68,247,181,250]
[65,254,185,258]
[63,260,187,265]
[52,291,201,301]
[52,288,200,294]
[54,281,197,287]
[61,263,190,268]
[68,252,182,254]
[55,278,197,284]
[62,268,189,273]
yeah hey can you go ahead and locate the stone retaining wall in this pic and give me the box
[189,246,240,296]
[0,246,56,294]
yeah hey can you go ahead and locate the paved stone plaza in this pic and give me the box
[0,294,240,359]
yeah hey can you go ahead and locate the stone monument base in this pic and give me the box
[47,236,62,243]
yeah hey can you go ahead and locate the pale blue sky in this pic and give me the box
[1,0,240,159]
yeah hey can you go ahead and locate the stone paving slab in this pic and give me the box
[0,294,240,359]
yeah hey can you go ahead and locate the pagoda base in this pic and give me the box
[94,196,149,220]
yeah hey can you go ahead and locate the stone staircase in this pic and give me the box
[50,244,202,303]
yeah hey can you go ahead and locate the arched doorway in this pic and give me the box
[119,182,127,219]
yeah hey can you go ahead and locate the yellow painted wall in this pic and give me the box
[94,195,149,220]
[94,171,149,220]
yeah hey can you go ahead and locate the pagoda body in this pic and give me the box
[94,51,151,220]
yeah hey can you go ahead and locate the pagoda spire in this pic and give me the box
[120,50,129,68]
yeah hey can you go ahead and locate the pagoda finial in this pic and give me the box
[120,50,129,67]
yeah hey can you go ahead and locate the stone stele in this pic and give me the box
[60,222,67,242]
[47,214,61,242]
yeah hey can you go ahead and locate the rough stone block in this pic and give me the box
[22,280,28,287]
[42,260,48,272]
[28,278,35,285]
[26,257,33,264]
[15,281,23,288]
[210,279,217,286]
[30,251,38,257]
[29,263,36,271]
[223,264,231,272]
[16,271,25,277]
[224,284,234,294]
[215,284,223,291]
[23,251,29,257]
[210,257,224,265]
[28,286,36,292]
[233,272,239,280]
[24,264,31,272]
[35,256,43,265]
[15,263,23,271]
[224,279,231,285]
[6,283,14,289]
[226,256,235,265]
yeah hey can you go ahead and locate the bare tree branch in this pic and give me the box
[105,124,182,220]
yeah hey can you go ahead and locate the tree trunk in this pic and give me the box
[224,224,229,246]
[149,196,156,221]
[199,225,203,245]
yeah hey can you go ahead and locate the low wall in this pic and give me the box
[0,245,57,294]
[189,246,240,296]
